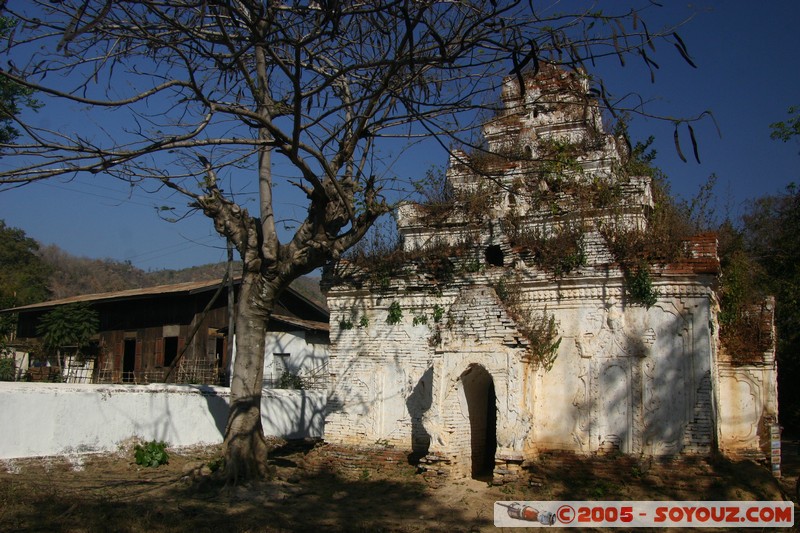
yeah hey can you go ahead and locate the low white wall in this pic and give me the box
[0,382,325,459]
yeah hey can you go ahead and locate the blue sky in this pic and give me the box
[0,1,798,271]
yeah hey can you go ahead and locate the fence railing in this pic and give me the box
[262,362,329,391]
[5,355,328,390]
[95,365,229,387]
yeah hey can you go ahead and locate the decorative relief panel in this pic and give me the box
[717,368,763,450]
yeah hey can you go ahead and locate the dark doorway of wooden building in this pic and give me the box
[461,364,497,480]
[123,339,136,383]
[215,337,225,369]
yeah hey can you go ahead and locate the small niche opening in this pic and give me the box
[485,245,504,267]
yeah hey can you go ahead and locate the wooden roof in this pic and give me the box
[3,278,330,332]
[6,279,230,312]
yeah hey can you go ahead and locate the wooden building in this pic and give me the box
[8,278,329,386]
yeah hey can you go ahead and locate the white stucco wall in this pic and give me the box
[326,280,718,463]
[11,351,29,381]
[227,330,329,388]
[532,291,715,456]
[0,382,325,459]
[263,330,328,384]
[62,353,95,383]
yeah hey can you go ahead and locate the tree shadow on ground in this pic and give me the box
[1,443,795,533]
[520,451,787,503]
[0,443,488,533]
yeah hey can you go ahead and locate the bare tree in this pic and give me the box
[0,0,698,481]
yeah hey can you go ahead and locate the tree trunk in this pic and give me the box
[222,271,276,482]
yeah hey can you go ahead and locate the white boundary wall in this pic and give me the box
[0,382,325,459]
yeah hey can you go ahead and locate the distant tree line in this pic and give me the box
[38,245,234,299]
[0,220,233,327]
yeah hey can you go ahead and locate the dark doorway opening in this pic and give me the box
[163,336,179,368]
[461,364,497,479]
[215,337,225,369]
[485,245,504,267]
[122,339,136,383]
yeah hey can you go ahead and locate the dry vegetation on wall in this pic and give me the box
[494,276,561,371]
[503,136,702,294]
[329,90,781,414]
[717,243,774,364]
[465,143,525,176]
[508,222,588,277]
[339,215,489,293]
[599,141,715,307]
[339,103,757,348]
[339,137,707,304]
[719,301,774,364]
[600,178,694,266]
[412,167,500,226]
[341,239,456,293]
[339,228,564,371]
[594,137,692,259]
[470,138,624,216]
[336,149,772,369]
[415,135,624,229]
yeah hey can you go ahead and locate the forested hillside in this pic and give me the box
[37,249,324,307]
[39,245,238,299]
[39,244,234,299]
[0,221,324,310]
[40,245,152,299]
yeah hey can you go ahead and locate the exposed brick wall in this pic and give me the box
[681,371,713,454]
[663,233,721,276]
[304,443,416,479]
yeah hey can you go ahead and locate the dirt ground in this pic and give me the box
[0,440,797,533]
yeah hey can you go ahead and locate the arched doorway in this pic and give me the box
[460,364,497,479]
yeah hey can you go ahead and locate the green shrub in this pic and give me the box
[207,456,225,473]
[386,301,403,325]
[624,266,659,308]
[0,357,14,381]
[36,302,99,353]
[134,440,169,467]
[278,370,305,390]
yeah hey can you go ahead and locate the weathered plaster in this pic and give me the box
[324,66,776,478]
